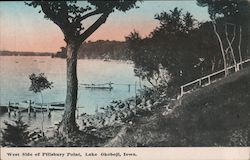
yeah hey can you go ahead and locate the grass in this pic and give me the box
[106,67,250,147]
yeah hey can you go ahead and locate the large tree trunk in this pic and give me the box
[59,41,80,135]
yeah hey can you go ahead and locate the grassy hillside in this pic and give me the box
[106,67,250,147]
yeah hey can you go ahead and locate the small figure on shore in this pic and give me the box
[33,110,36,118]
[48,111,51,118]
[108,81,113,90]
[18,111,21,117]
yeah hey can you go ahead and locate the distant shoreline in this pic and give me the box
[0,50,54,57]
[0,53,134,63]
[1,40,130,60]
[0,55,51,56]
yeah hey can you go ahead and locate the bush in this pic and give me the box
[1,117,38,147]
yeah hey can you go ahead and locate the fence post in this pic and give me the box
[235,64,239,72]
[225,68,228,76]
[8,101,11,116]
[180,86,184,97]
[208,76,211,85]
[179,59,250,97]
[239,62,242,70]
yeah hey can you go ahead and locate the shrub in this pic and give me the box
[1,117,37,147]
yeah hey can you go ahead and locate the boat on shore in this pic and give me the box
[33,102,65,111]
[9,101,31,110]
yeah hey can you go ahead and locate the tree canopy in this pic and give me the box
[197,0,240,19]
[126,7,224,95]
[26,1,139,43]
[197,0,250,65]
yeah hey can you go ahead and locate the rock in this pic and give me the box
[104,126,128,147]
[153,101,161,106]
[160,94,167,98]
[146,100,152,106]
[91,128,97,132]
[162,111,168,116]
[110,113,116,122]
[146,104,152,111]
[104,117,110,126]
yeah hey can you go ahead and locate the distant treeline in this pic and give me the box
[1,40,130,60]
[54,40,130,60]
[0,51,53,56]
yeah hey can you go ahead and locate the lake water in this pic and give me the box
[0,56,141,131]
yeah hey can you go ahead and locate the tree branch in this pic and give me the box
[40,2,60,25]
[77,9,102,23]
[40,2,70,35]
[225,23,236,53]
[225,23,237,66]
[238,25,242,63]
[212,21,228,76]
[79,11,111,42]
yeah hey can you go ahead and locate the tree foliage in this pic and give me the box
[197,0,250,60]
[197,0,240,19]
[29,73,53,93]
[1,117,36,146]
[126,7,224,95]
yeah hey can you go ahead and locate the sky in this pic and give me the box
[0,1,210,52]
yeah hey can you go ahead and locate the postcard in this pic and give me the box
[0,1,249,160]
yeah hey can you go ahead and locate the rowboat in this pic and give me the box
[33,102,65,111]
[80,82,113,90]
[9,101,31,110]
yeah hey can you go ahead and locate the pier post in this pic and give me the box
[48,110,51,118]
[8,101,11,117]
[28,100,31,116]
[33,109,36,118]
[47,104,49,113]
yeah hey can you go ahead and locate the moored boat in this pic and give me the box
[80,82,113,90]
[33,102,65,111]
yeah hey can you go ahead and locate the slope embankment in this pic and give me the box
[106,67,250,147]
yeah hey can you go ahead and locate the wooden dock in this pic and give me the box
[0,100,65,117]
